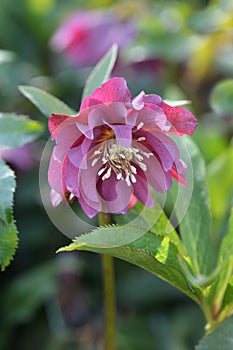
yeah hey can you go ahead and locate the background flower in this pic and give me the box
[50,10,136,67]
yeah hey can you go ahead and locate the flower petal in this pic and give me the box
[80,77,132,110]
[160,102,197,136]
[133,166,154,207]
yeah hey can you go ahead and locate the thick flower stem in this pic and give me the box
[99,213,116,350]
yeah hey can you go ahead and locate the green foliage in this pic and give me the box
[19,86,77,119]
[0,113,43,149]
[0,160,17,270]
[210,79,233,116]
[173,137,215,278]
[82,44,118,99]
[58,225,197,302]
[207,144,233,229]
[196,317,233,350]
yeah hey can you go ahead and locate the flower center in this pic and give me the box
[91,139,153,187]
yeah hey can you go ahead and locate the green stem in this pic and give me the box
[99,213,116,350]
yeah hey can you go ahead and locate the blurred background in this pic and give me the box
[0,0,233,349]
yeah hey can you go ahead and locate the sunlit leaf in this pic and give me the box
[82,44,118,99]
[19,86,76,118]
[207,144,233,227]
[170,137,215,278]
[0,113,43,149]
[0,160,17,270]
[0,159,15,224]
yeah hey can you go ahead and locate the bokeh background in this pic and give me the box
[0,0,233,349]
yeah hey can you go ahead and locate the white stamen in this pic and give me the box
[139,163,147,171]
[137,137,146,142]
[130,165,137,174]
[93,137,152,187]
[98,167,106,176]
[117,173,123,180]
[130,174,137,183]
[91,158,99,167]
[125,174,131,186]
[69,193,75,201]
[102,167,111,180]
[137,122,144,130]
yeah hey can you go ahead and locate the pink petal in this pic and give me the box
[80,77,132,110]
[132,91,162,110]
[160,102,197,136]
[48,149,67,201]
[143,155,172,193]
[133,166,154,207]
[65,159,80,197]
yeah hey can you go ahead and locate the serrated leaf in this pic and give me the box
[58,226,198,302]
[82,44,118,99]
[195,316,233,350]
[0,220,18,271]
[210,79,233,115]
[170,137,215,277]
[115,200,184,254]
[0,159,15,224]
[0,113,43,149]
[19,85,76,118]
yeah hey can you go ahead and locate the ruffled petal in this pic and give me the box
[48,149,67,204]
[160,102,197,136]
[80,77,132,110]
[133,166,154,207]
[65,159,80,197]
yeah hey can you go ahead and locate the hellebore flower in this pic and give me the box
[50,10,136,67]
[48,77,197,218]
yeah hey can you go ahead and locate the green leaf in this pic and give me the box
[58,225,198,302]
[0,159,15,224]
[0,160,18,270]
[171,137,215,278]
[210,79,233,115]
[0,113,43,149]
[19,86,76,118]
[0,220,18,271]
[214,209,233,319]
[207,144,233,228]
[82,44,118,99]
[195,316,233,350]
[115,200,184,253]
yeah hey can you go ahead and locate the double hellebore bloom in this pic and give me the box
[48,77,197,218]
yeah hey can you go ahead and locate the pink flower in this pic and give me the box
[48,77,197,218]
[50,10,136,67]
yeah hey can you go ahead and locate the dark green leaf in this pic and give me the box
[195,317,233,350]
[0,220,18,271]
[19,85,76,118]
[0,159,15,224]
[0,160,17,270]
[82,44,118,99]
[0,113,43,149]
